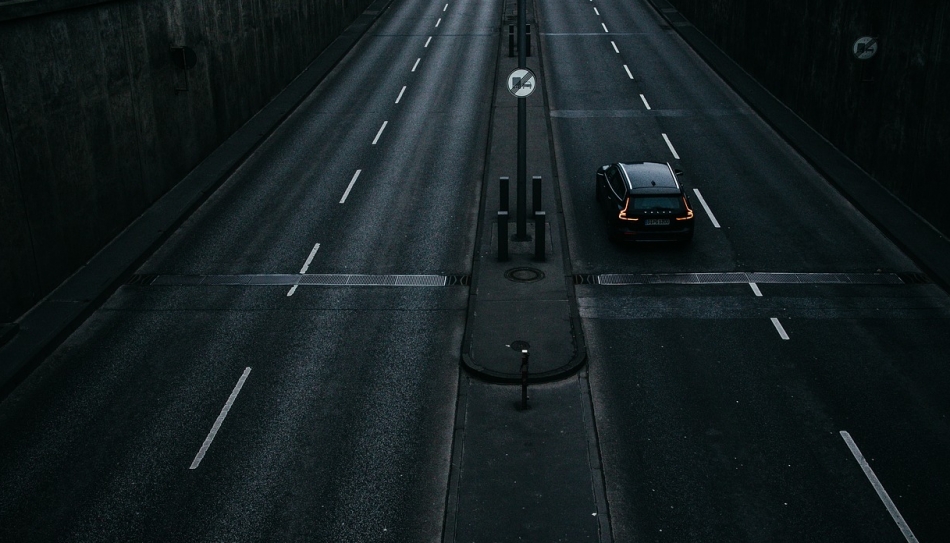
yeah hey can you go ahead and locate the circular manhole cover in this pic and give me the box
[504,267,545,283]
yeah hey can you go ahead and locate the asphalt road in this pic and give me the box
[0,0,497,540]
[540,0,950,541]
[3,0,949,541]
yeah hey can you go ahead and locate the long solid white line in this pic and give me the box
[639,94,651,110]
[623,65,634,79]
[594,7,599,15]
[190,367,251,470]
[692,188,721,228]
[372,121,388,145]
[425,36,432,47]
[749,282,762,297]
[770,317,789,340]
[412,57,421,72]
[435,17,441,27]
[602,22,609,33]
[662,132,680,159]
[340,169,361,204]
[611,40,619,53]
[395,85,406,103]
[299,242,321,274]
[840,431,920,543]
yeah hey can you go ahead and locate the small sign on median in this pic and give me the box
[507,68,537,97]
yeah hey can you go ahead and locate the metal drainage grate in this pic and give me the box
[897,272,932,284]
[128,273,466,287]
[574,274,597,285]
[505,267,545,283]
[594,272,906,286]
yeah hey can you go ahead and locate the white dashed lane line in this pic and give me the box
[412,57,421,72]
[287,242,322,296]
[840,431,920,543]
[623,65,634,79]
[691,188,720,228]
[602,22,609,33]
[435,17,441,27]
[425,36,432,48]
[190,367,251,470]
[340,169,362,204]
[611,40,619,53]
[770,317,790,340]
[639,94,651,110]
[372,121,388,145]
[749,282,763,297]
[662,132,680,159]
[395,85,406,103]
[594,7,599,15]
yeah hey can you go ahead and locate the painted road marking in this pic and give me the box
[771,317,789,340]
[190,367,251,469]
[639,94,651,110]
[435,17,441,27]
[602,22,609,33]
[412,58,421,72]
[425,36,432,47]
[611,41,619,53]
[662,132,680,159]
[340,169,361,204]
[840,431,920,543]
[749,282,762,297]
[288,242,322,296]
[623,65,634,79]
[395,85,407,103]
[594,7,599,15]
[691,188,720,228]
[444,3,448,11]
[372,121,388,145]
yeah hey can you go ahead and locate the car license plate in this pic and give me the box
[645,218,670,226]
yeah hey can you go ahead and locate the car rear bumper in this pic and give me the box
[611,222,694,242]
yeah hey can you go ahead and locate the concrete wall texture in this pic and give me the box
[668,0,950,239]
[0,0,372,323]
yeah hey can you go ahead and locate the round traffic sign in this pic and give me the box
[852,37,878,60]
[507,68,537,97]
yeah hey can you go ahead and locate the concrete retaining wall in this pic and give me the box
[667,0,949,238]
[0,0,373,322]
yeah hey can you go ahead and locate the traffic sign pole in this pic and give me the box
[515,0,529,241]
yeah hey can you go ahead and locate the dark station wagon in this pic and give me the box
[595,162,695,242]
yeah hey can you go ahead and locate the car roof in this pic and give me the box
[618,162,680,194]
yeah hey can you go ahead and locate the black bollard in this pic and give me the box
[526,24,531,57]
[532,176,542,214]
[508,25,514,57]
[498,211,509,261]
[520,349,529,409]
[534,211,546,262]
[500,176,510,213]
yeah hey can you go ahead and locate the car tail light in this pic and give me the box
[675,196,694,221]
[618,199,639,221]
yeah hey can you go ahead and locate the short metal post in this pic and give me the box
[520,349,529,409]
[500,176,510,213]
[508,25,514,57]
[515,175,529,240]
[498,211,509,261]
[526,24,531,57]
[534,211,546,261]
[532,176,541,214]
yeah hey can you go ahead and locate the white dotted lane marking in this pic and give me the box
[602,22,609,33]
[623,64,634,79]
[771,317,789,340]
[691,188,721,228]
[662,132,680,159]
[594,7,599,15]
[749,283,762,297]
[372,121,388,145]
[190,367,251,469]
[287,242,322,296]
[425,36,432,48]
[639,94,651,110]
[340,169,362,204]
[395,85,406,103]
[611,41,619,53]
[412,57,421,72]
[840,431,920,543]
[435,17,441,27]
[443,3,448,11]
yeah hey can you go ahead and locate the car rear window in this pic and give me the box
[630,196,684,212]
